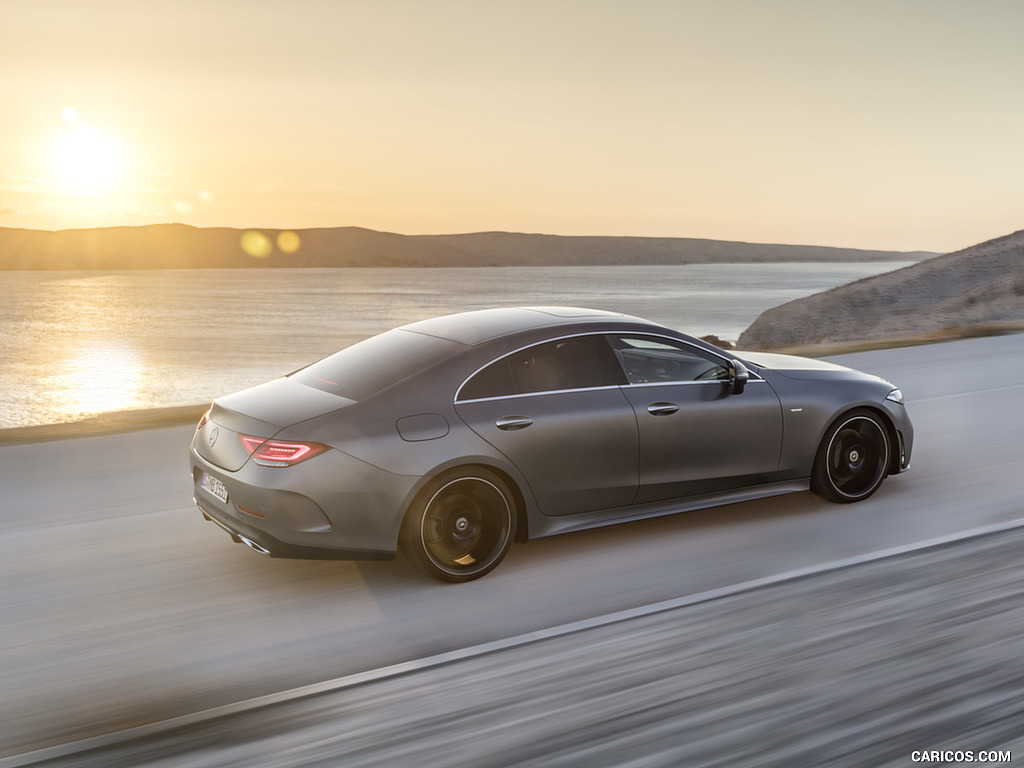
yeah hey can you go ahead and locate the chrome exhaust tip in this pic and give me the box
[238,535,272,556]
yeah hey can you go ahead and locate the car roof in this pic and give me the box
[398,306,644,345]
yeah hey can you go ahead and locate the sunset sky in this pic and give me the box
[3,0,1023,252]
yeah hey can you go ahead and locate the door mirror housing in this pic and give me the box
[727,360,749,395]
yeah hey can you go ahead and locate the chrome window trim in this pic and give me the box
[456,379,768,406]
[622,378,768,390]
[456,383,624,405]
[454,330,760,404]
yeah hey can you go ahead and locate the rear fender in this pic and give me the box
[396,457,538,545]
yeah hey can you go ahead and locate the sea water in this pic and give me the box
[0,263,914,428]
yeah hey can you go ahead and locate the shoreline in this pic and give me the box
[0,404,209,445]
[6,325,1020,446]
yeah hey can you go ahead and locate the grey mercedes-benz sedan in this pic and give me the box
[189,307,913,582]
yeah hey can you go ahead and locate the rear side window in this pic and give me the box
[459,335,621,400]
[291,329,463,400]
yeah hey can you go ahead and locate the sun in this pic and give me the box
[52,108,124,193]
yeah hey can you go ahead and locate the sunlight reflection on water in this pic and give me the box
[56,341,145,415]
[0,264,914,428]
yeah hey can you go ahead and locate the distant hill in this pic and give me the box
[0,224,934,270]
[738,229,1024,350]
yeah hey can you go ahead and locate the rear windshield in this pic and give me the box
[290,329,464,400]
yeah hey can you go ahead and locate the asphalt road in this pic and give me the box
[1,333,1022,759]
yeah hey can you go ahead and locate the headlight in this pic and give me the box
[885,389,904,405]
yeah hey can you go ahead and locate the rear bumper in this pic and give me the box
[189,437,416,561]
[193,495,393,561]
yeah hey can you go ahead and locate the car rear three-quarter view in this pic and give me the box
[189,307,913,582]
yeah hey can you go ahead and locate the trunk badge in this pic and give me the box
[208,427,219,447]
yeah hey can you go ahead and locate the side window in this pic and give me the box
[609,335,729,385]
[459,336,613,400]
[459,356,516,400]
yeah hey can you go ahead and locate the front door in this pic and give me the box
[609,334,783,502]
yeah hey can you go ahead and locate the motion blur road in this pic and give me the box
[1,334,1021,759]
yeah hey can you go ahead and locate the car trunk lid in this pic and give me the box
[194,378,355,471]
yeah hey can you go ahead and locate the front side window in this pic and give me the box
[459,335,615,400]
[610,335,729,385]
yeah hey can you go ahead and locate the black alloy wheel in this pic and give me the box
[400,468,517,582]
[812,409,890,503]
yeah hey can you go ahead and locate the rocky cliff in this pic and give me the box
[739,229,1024,350]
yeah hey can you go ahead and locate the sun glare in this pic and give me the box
[58,341,145,418]
[51,109,124,193]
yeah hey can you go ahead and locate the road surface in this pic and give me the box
[1,334,1021,762]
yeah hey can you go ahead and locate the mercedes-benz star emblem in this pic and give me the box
[208,427,219,447]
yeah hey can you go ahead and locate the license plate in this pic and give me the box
[200,472,229,504]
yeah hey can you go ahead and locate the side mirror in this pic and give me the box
[727,360,749,395]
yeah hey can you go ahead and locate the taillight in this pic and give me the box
[238,435,329,467]
[195,408,211,432]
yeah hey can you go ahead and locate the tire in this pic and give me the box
[399,468,517,583]
[811,409,890,503]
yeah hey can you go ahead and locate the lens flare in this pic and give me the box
[240,231,273,258]
[277,231,301,254]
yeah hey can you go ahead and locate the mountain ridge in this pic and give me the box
[0,223,934,270]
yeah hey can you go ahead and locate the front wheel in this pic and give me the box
[399,468,517,583]
[811,409,890,503]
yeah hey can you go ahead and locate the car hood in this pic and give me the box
[738,350,893,386]
[737,351,852,373]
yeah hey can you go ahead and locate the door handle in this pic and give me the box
[496,416,534,431]
[647,402,679,416]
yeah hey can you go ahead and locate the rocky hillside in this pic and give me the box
[0,224,932,270]
[738,229,1024,350]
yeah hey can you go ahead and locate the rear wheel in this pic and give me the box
[811,409,890,503]
[400,468,516,583]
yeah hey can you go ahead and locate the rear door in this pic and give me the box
[455,335,639,516]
